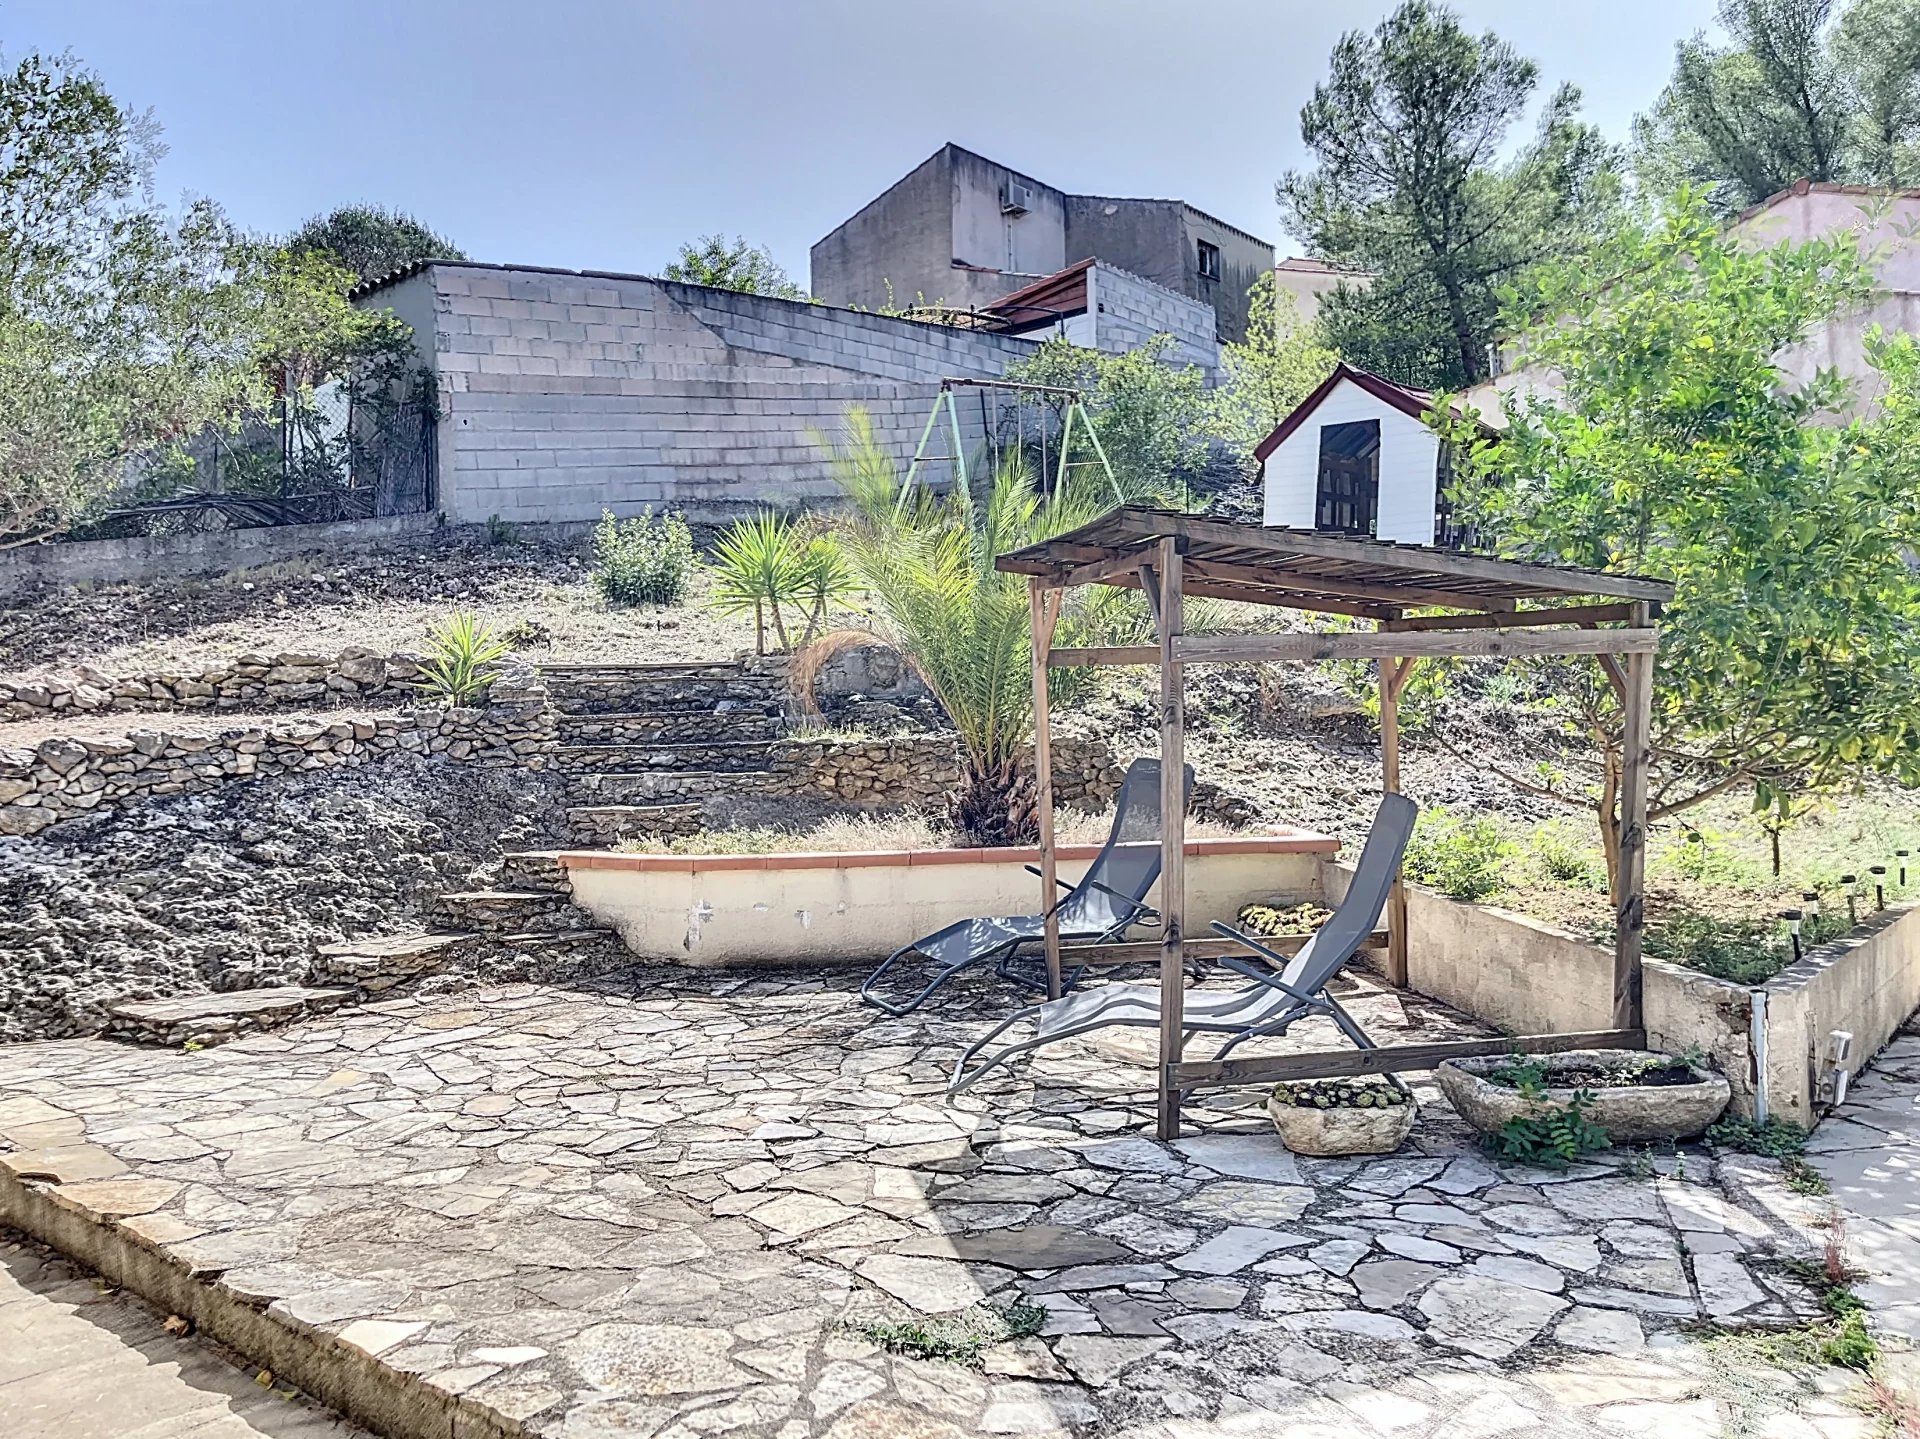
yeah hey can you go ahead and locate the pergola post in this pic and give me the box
[1615,602,1654,1032]
[1378,652,1413,989]
[1030,580,1064,1000]
[1154,537,1187,1141]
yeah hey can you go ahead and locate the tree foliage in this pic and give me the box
[663,234,806,299]
[1279,0,1618,390]
[1004,334,1209,504]
[287,203,464,287]
[1438,191,1920,899]
[1635,0,1920,211]
[0,50,427,542]
[0,51,262,540]
[1206,272,1339,466]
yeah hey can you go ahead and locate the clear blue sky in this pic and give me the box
[2,0,1723,282]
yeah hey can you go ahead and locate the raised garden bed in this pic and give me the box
[1436,1049,1731,1144]
[1266,1076,1415,1155]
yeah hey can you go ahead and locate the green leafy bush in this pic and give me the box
[1706,1115,1808,1159]
[415,612,511,707]
[1485,1088,1611,1169]
[1404,807,1513,902]
[1528,821,1603,888]
[592,508,695,607]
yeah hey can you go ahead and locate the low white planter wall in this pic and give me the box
[1322,860,1920,1128]
[1760,901,1920,1125]
[562,832,1335,969]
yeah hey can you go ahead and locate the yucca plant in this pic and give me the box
[415,611,512,707]
[709,511,857,652]
[823,407,1110,845]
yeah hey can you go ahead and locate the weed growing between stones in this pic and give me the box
[1707,1116,1830,1195]
[841,1301,1048,1365]
[1778,1214,1878,1371]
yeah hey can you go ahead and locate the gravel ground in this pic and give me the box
[0,754,573,1041]
[0,528,862,677]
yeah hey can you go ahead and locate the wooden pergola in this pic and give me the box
[997,507,1678,1140]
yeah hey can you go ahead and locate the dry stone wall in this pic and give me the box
[764,734,1122,810]
[0,701,553,836]
[0,648,424,721]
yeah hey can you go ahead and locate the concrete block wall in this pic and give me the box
[415,264,1042,524]
[1091,264,1221,375]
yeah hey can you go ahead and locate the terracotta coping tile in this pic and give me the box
[555,828,1338,875]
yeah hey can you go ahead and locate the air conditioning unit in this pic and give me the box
[1002,182,1035,216]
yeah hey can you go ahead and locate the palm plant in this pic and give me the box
[825,408,1110,845]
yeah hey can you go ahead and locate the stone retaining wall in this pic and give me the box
[0,648,426,721]
[0,702,553,835]
[764,735,1122,810]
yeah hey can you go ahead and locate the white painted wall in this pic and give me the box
[1261,376,1440,542]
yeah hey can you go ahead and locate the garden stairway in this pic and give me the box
[539,659,792,845]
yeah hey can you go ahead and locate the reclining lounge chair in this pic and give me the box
[860,758,1193,1017]
[947,793,1418,1096]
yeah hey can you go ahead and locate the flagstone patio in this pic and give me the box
[0,966,1878,1439]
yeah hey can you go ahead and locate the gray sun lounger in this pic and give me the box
[947,793,1418,1096]
[860,758,1194,1018]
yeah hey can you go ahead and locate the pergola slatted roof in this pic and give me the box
[997,507,1673,1141]
[996,507,1674,614]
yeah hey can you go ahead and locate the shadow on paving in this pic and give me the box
[0,963,1892,1439]
[0,1231,367,1438]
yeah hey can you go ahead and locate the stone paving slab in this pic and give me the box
[1812,1032,1920,1341]
[0,1231,369,1438]
[0,966,1883,1439]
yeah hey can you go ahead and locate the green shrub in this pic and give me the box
[415,611,511,706]
[1706,1115,1808,1159]
[1404,807,1513,902]
[592,508,695,606]
[1485,1088,1612,1169]
[1528,821,1604,888]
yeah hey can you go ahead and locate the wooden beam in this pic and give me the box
[1185,557,1502,613]
[1057,548,1158,589]
[1099,509,1675,602]
[1031,581,1064,1001]
[1173,627,1658,664]
[1070,930,1388,966]
[1048,645,1159,668]
[1616,603,1654,1033]
[1170,1029,1649,1087]
[1156,538,1187,1142]
[1381,602,1638,633]
[1379,646,1413,989]
[1091,564,1401,622]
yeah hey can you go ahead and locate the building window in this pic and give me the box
[1315,420,1380,537]
[1196,239,1221,282]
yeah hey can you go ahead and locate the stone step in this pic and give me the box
[555,710,784,744]
[105,986,356,1048]
[554,740,777,774]
[569,803,702,846]
[314,931,481,991]
[496,850,571,893]
[567,770,773,806]
[433,889,581,934]
[539,664,788,718]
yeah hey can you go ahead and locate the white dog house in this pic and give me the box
[1255,363,1488,546]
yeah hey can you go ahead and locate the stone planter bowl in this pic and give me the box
[1435,1049,1732,1144]
[1266,1079,1417,1156]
